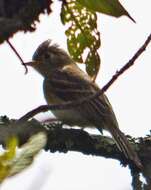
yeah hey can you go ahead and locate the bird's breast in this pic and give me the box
[43,80,91,127]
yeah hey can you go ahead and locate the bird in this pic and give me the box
[26,40,142,168]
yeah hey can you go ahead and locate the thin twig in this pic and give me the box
[102,33,151,92]
[18,33,151,123]
[6,39,28,74]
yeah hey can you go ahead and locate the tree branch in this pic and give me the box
[0,117,140,166]
[6,39,28,74]
[18,32,151,122]
[1,117,151,167]
[2,117,151,187]
[131,171,142,190]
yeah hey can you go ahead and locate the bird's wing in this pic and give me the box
[44,65,117,129]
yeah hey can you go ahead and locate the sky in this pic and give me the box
[0,0,151,190]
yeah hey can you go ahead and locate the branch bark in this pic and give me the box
[1,116,151,188]
[0,119,149,165]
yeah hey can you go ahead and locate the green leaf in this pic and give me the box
[0,136,18,183]
[0,133,47,183]
[9,132,47,177]
[60,0,101,80]
[86,51,100,81]
[77,0,135,22]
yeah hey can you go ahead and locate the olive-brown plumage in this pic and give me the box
[28,40,142,168]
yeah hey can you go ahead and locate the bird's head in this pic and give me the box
[26,40,73,77]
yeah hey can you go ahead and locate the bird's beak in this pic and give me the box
[24,61,39,66]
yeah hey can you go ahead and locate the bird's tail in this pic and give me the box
[108,126,142,169]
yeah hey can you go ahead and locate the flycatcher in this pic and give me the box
[26,40,142,168]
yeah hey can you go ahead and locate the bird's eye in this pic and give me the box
[44,53,50,59]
